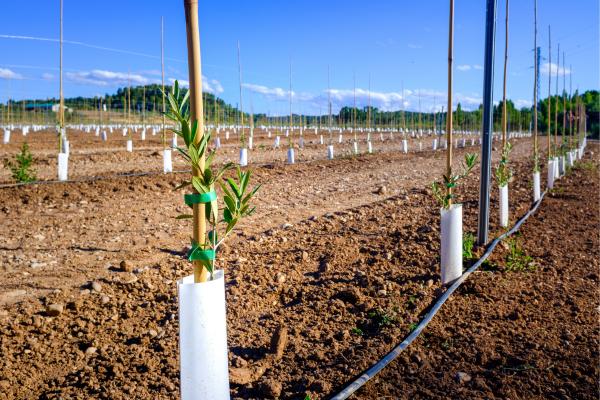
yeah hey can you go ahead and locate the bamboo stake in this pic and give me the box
[501,0,509,149]
[59,0,64,152]
[533,0,538,163]
[562,52,566,147]
[554,44,559,151]
[237,41,244,146]
[547,25,551,158]
[446,0,454,206]
[568,64,572,148]
[161,16,166,149]
[289,60,292,147]
[184,0,208,283]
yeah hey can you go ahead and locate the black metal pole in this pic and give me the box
[477,0,498,245]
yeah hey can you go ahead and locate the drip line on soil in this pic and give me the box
[330,190,548,400]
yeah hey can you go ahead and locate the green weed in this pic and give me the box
[4,142,37,183]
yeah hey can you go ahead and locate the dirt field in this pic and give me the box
[0,130,596,399]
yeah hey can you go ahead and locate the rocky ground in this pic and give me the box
[0,131,596,399]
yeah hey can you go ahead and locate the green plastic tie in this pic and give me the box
[184,190,217,206]
[188,244,215,262]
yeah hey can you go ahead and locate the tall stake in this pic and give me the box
[562,51,566,147]
[501,0,509,149]
[477,0,498,245]
[58,0,64,152]
[184,0,207,283]
[554,43,559,150]
[533,0,538,164]
[547,26,551,157]
[237,41,244,145]
[161,16,166,148]
[446,0,454,206]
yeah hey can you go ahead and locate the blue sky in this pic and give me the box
[0,0,598,115]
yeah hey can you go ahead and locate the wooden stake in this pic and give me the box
[501,0,509,149]
[237,41,244,145]
[533,0,538,161]
[161,16,166,148]
[554,43,559,150]
[446,0,454,206]
[547,25,551,158]
[59,0,64,152]
[184,0,208,283]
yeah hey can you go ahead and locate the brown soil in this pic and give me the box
[0,133,595,399]
[357,146,600,400]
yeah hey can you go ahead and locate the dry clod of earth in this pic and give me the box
[45,303,63,317]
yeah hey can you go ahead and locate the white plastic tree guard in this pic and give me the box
[402,139,408,154]
[126,140,133,152]
[432,139,438,151]
[239,148,248,167]
[274,136,281,148]
[3,130,10,144]
[547,160,555,189]
[248,136,253,150]
[225,131,230,140]
[287,148,295,164]
[101,131,108,141]
[141,130,146,141]
[553,157,560,179]
[57,153,68,181]
[299,137,305,149]
[327,144,334,160]
[178,271,230,400]
[172,135,178,148]
[367,141,373,154]
[533,172,541,202]
[338,134,343,144]
[163,149,173,173]
[353,141,359,155]
[319,135,324,145]
[440,204,463,285]
[499,184,509,228]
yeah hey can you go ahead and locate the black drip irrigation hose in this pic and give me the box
[330,190,548,400]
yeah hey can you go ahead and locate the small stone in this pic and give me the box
[308,215,318,221]
[455,371,472,384]
[376,185,387,195]
[32,315,43,328]
[91,281,102,292]
[46,303,63,317]
[80,289,91,296]
[30,261,47,269]
[119,260,133,272]
[301,251,309,261]
[281,223,293,229]
[386,252,393,260]
[101,296,110,304]
[258,379,282,398]
[148,329,158,338]
[377,289,388,296]
[426,279,434,288]
[275,272,287,284]
[85,346,97,356]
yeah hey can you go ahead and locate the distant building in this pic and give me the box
[24,103,72,113]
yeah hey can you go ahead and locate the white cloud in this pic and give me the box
[541,62,571,76]
[168,76,223,94]
[66,69,149,86]
[514,99,533,109]
[0,68,22,79]
[204,77,224,94]
[457,64,483,72]
[408,43,423,49]
[41,72,54,80]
